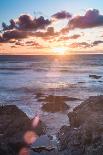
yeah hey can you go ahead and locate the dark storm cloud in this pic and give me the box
[92,40,103,46]
[69,9,103,29]
[69,42,91,48]
[2,14,51,31]
[52,11,72,20]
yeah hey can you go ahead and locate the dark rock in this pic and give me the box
[31,135,55,151]
[39,95,80,112]
[37,95,80,102]
[42,102,69,112]
[0,105,31,154]
[58,96,103,155]
[0,105,46,155]
[35,92,44,98]
[42,96,69,112]
[98,80,103,83]
[78,82,85,84]
[89,74,102,79]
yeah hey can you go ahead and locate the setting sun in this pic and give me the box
[52,47,67,55]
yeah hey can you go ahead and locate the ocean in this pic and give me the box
[0,54,103,135]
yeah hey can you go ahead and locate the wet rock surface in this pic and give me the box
[89,74,102,79]
[0,105,46,155]
[36,94,79,112]
[42,100,69,112]
[1,96,103,155]
[58,96,103,155]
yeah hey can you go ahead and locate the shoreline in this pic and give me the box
[0,95,103,154]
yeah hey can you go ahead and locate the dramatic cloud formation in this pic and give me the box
[2,14,51,31]
[52,11,72,20]
[69,9,103,29]
[1,9,103,54]
[0,14,52,42]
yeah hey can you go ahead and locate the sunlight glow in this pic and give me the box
[52,47,67,55]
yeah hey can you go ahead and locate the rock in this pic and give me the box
[0,105,31,154]
[0,105,46,155]
[39,95,79,112]
[78,82,85,84]
[31,135,55,151]
[98,80,103,83]
[89,74,102,79]
[42,96,69,112]
[58,96,103,155]
[35,92,44,98]
[37,95,80,102]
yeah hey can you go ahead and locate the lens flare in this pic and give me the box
[19,147,29,155]
[24,131,38,144]
[32,115,40,128]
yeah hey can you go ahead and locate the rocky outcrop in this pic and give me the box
[58,96,103,155]
[1,96,103,155]
[0,105,46,155]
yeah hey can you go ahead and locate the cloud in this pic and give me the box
[69,40,103,48]
[0,27,58,42]
[2,14,51,31]
[92,40,103,46]
[68,34,81,39]
[60,27,69,34]
[34,27,58,38]
[31,42,43,48]
[25,40,44,48]
[0,36,4,42]
[52,11,72,20]
[69,42,91,48]
[2,30,28,41]
[69,9,103,29]
[11,45,17,48]
[17,15,51,31]
[15,41,24,46]
[58,34,80,41]
[2,19,16,31]
[0,14,52,43]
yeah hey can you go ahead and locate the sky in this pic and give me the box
[0,0,103,55]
